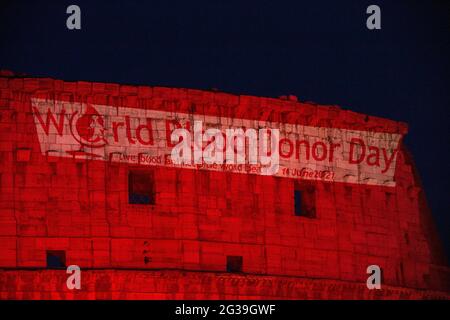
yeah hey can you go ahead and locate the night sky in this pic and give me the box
[1,0,449,257]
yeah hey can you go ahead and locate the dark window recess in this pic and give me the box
[386,192,394,207]
[294,187,316,218]
[128,170,155,205]
[46,250,66,269]
[227,256,243,273]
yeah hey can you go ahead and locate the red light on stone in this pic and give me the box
[16,148,31,162]
[0,74,448,300]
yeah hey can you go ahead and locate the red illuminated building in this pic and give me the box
[0,71,448,299]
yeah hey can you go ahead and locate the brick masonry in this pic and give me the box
[0,71,448,299]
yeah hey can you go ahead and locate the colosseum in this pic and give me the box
[0,70,448,299]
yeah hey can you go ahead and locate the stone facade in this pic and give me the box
[0,71,448,299]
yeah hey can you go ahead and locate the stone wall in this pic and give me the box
[0,72,448,299]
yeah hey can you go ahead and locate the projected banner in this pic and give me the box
[31,98,402,186]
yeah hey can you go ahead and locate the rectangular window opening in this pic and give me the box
[46,250,66,269]
[386,192,394,207]
[226,256,243,273]
[128,170,155,205]
[294,184,316,218]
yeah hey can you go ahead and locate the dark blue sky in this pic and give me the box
[1,0,449,256]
